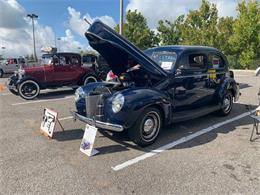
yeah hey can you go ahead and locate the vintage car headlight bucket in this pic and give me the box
[112,93,124,113]
[75,87,85,101]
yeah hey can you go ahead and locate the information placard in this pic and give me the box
[40,108,58,138]
[80,124,99,156]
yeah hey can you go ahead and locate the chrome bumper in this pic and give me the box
[234,83,240,102]
[71,111,124,132]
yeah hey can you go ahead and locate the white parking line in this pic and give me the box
[59,116,73,121]
[112,109,256,171]
[11,96,74,106]
[1,92,12,96]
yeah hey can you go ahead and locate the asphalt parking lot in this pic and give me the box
[0,70,259,194]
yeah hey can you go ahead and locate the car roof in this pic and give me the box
[42,52,81,57]
[148,45,220,53]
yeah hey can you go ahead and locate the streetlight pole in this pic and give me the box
[119,0,124,35]
[57,38,61,52]
[27,14,38,62]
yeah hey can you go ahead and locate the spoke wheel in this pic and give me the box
[18,80,40,100]
[83,76,97,86]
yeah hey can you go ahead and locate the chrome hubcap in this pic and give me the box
[142,111,160,141]
[144,119,154,133]
[223,96,231,112]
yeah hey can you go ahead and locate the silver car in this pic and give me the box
[0,58,26,77]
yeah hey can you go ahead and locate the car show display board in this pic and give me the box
[80,124,99,157]
[40,108,63,138]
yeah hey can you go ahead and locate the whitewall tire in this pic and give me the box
[18,80,40,100]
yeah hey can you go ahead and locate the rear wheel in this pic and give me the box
[0,69,3,78]
[83,75,97,86]
[218,91,233,116]
[18,80,40,100]
[128,107,162,146]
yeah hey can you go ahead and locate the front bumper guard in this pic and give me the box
[71,111,124,132]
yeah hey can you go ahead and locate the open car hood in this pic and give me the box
[85,20,168,79]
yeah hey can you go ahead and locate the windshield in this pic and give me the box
[145,51,177,71]
[41,55,53,65]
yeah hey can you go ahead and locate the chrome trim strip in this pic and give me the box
[71,111,124,132]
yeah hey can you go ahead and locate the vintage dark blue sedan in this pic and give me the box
[71,20,240,146]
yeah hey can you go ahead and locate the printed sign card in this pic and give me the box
[80,124,99,156]
[161,61,173,70]
[40,108,58,138]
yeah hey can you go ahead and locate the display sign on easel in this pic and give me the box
[80,124,99,156]
[40,108,64,138]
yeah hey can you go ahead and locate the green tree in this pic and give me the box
[216,17,235,55]
[180,0,218,47]
[157,15,184,45]
[116,10,159,50]
[229,0,260,69]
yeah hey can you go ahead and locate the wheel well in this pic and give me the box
[20,79,41,88]
[146,104,165,126]
[81,74,97,84]
[229,88,235,98]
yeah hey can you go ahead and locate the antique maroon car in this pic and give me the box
[8,52,98,100]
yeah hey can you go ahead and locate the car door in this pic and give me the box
[172,52,212,112]
[207,52,227,105]
[52,55,79,85]
[5,59,18,73]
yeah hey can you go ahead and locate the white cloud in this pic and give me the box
[0,0,88,58]
[67,6,116,37]
[126,0,238,28]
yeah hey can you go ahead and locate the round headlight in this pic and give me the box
[112,93,124,113]
[75,87,85,101]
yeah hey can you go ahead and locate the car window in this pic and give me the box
[208,53,225,69]
[150,51,177,71]
[71,56,79,65]
[178,54,207,71]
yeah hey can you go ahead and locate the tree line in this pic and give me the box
[116,0,259,69]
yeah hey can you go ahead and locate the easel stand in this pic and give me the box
[250,115,260,141]
[40,118,65,138]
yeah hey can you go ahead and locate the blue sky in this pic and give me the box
[17,0,128,43]
[1,0,238,57]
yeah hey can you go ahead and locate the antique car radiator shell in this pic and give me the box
[85,93,105,121]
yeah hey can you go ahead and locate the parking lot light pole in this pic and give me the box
[27,14,38,62]
[119,0,124,35]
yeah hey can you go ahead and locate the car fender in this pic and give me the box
[217,78,239,102]
[16,76,43,88]
[104,88,172,129]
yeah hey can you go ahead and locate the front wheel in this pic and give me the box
[128,107,162,146]
[18,80,40,100]
[9,88,18,95]
[218,91,233,116]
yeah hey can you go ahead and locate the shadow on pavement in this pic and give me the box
[52,102,258,155]
[36,89,76,100]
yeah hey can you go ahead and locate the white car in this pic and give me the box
[255,67,260,76]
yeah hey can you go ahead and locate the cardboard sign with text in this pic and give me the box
[40,108,58,138]
[80,124,99,156]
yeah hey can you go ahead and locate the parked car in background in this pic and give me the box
[82,53,110,80]
[255,66,260,76]
[8,52,99,100]
[0,57,26,77]
[72,20,240,146]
